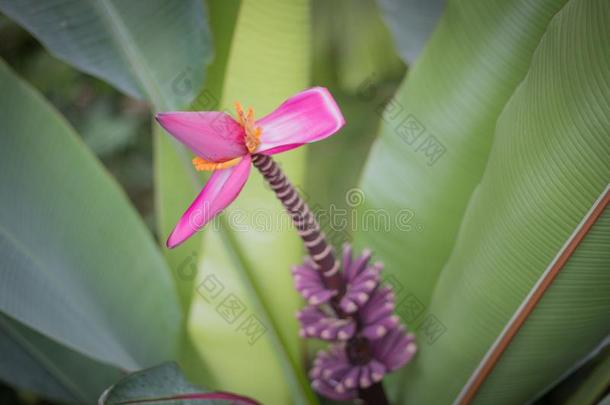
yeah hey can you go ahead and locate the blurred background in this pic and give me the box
[0,0,610,404]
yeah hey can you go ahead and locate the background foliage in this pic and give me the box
[0,0,608,404]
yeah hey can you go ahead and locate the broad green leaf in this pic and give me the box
[470,209,610,404]
[0,0,214,314]
[377,0,445,64]
[0,314,121,404]
[0,0,211,110]
[0,60,181,371]
[354,0,568,310]
[184,1,317,403]
[100,362,255,405]
[400,0,610,402]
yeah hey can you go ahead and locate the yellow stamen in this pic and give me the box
[235,101,245,126]
[190,102,262,171]
[192,157,241,172]
[234,101,262,153]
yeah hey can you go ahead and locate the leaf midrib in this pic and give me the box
[90,0,166,109]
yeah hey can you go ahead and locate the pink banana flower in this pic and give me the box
[156,87,345,248]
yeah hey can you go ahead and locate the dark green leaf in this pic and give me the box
[0,60,182,372]
[0,0,212,109]
[99,362,259,405]
[0,314,121,404]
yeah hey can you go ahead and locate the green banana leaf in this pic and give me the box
[0,60,181,372]
[0,0,211,110]
[0,0,214,313]
[354,0,570,311]
[463,206,610,404]
[357,0,610,402]
[0,313,121,404]
[185,1,317,403]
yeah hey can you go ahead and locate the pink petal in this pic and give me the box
[156,111,248,162]
[166,155,251,248]
[256,87,345,154]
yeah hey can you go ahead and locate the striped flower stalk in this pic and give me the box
[253,154,417,404]
[252,154,343,292]
[156,87,416,404]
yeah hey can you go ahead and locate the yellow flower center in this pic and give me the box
[191,102,262,172]
[234,101,262,153]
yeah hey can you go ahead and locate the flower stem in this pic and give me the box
[251,154,343,291]
[252,154,389,405]
[359,383,390,405]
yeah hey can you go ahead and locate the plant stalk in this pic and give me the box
[252,154,389,405]
[252,154,343,291]
[359,383,390,405]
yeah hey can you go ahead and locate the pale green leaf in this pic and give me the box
[153,0,242,316]
[183,1,317,403]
